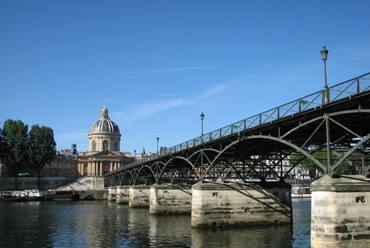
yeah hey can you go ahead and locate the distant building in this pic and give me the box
[41,145,78,178]
[0,107,134,180]
[76,106,134,177]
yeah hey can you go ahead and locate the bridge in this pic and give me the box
[103,73,370,240]
[106,72,370,186]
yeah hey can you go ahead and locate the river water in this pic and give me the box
[0,199,310,248]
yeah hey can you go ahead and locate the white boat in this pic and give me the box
[24,189,45,200]
[291,186,311,198]
[11,189,45,201]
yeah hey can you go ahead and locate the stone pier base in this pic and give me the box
[129,185,150,208]
[107,186,117,202]
[116,185,130,204]
[191,181,292,228]
[311,175,370,248]
[150,184,192,215]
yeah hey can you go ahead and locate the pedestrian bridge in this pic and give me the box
[103,72,370,234]
[105,72,370,186]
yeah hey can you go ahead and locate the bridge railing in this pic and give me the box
[107,72,370,174]
[329,73,370,101]
[175,72,370,148]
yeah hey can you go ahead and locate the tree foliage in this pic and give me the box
[1,119,29,189]
[0,126,5,158]
[29,124,57,187]
[290,150,325,172]
[290,148,363,176]
[0,119,57,189]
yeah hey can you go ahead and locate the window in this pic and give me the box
[103,140,108,150]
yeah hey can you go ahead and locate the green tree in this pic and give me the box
[290,148,362,176]
[1,119,29,189]
[0,126,5,176]
[28,124,57,188]
[290,150,325,172]
[0,126,4,157]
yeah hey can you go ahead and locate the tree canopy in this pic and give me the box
[29,124,57,187]
[1,119,29,189]
[0,119,56,189]
[289,148,364,176]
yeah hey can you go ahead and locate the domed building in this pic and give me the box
[76,106,134,181]
[88,106,121,153]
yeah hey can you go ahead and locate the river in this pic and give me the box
[0,199,310,247]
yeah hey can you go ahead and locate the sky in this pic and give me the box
[1,1,370,155]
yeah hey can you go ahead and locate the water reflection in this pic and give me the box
[149,214,192,247]
[192,225,292,248]
[0,200,310,248]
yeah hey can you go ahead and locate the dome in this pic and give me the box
[89,107,120,134]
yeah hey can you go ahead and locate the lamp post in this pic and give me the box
[200,112,204,181]
[156,137,159,154]
[321,46,332,173]
[200,112,204,137]
[321,46,330,104]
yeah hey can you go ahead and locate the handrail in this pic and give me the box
[107,72,370,175]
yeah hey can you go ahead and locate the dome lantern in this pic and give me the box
[89,107,121,135]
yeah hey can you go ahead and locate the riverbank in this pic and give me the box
[0,177,74,190]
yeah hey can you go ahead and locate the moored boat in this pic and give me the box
[24,189,46,201]
[46,190,80,201]
[0,192,26,202]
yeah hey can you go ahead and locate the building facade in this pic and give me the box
[42,147,78,178]
[76,106,134,177]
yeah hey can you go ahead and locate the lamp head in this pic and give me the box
[200,112,204,120]
[321,46,328,61]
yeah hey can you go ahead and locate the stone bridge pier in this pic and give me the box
[129,185,151,208]
[116,185,130,204]
[191,181,292,228]
[150,184,192,215]
[311,175,370,248]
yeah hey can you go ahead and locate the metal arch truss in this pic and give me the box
[106,98,370,187]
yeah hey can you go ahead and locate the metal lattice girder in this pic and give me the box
[105,74,370,186]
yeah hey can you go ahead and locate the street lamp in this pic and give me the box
[200,112,204,137]
[156,137,159,154]
[321,46,332,173]
[200,112,204,181]
[321,46,330,104]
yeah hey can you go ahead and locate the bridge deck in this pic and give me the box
[106,72,370,185]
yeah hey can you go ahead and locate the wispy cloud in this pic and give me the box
[197,84,225,99]
[103,67,214,75]
[113,84,225,124]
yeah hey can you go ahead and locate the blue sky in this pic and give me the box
[1,1,370,155]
